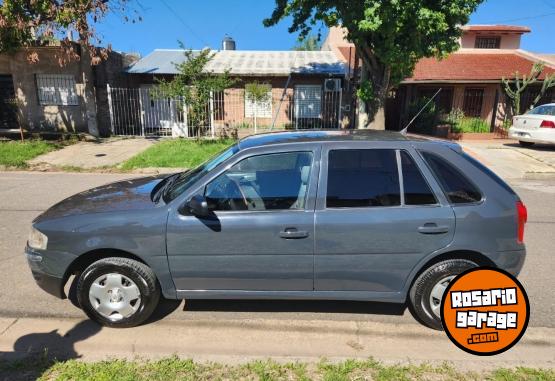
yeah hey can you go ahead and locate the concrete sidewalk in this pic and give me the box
[460,140,555,180]
[0,317,553,370]
[28,138,156,169]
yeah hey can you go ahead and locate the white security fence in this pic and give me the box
[107,83,344,137]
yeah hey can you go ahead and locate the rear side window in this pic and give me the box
[421,152,482,204]
[460,151,516,195]
[400,151,437,205]
[327,149,400,208]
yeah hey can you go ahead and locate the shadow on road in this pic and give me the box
[182,299,407,316]
[0,320,101,380]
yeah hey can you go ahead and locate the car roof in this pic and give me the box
[237,130,424,150]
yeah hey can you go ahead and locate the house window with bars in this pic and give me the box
[475,36,501,49]
[245,87,272,118]
[36,74,79,106]
[463,88,484,117]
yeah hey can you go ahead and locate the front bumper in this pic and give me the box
[25,246,66,299]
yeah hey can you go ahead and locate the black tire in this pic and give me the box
[519,141,535,147]
[409,259,478,330]
[77,257,160,328]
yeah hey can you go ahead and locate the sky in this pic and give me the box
[95,0,555,57]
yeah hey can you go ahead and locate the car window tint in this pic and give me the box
[205,152,313,211]
[400,151,437,205]
[421,152,482,204]
[326,149,400,208]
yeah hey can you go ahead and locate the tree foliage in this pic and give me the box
[245,81,272,132]
[293,35,321,51]
[264,0,484,128]
[155,45,237,135]
[0,0,135,64]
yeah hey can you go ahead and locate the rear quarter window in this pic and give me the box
[420,151,482,204]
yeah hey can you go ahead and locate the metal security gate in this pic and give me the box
[107,85,211,137]
[107,81,344,137]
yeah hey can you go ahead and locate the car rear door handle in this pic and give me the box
[279,228,309,239]
[418,223,449,235]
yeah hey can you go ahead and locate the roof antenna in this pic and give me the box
[400,88,442,135]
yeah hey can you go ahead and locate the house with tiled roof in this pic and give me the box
[324,25,555,131]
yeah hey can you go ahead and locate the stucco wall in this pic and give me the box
[460,32,522,49]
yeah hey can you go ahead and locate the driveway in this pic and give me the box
[460,139,555,180]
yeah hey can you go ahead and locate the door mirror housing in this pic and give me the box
[181,194,210,217]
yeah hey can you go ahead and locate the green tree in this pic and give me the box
[293,35,321,51]
[264,0,483,129]
[155,45,237,137]
[502,63,543,115]
[245,81,272,133]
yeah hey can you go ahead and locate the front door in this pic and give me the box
[315,147,455,293]
[0,75,18,129]
[166,149,318,291]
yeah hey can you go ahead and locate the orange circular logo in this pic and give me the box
[441,267,529,356]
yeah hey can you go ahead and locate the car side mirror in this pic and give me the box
[182,194,210,217]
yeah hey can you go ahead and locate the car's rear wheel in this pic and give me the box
[519,141,535,147]
[77,257,160,328]
[409,259,478,330]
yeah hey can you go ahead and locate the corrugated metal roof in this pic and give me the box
[127,49,346,76]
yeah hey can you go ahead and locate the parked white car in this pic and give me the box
[509,103,555,147]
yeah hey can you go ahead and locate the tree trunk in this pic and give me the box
[79,42,100,138]
[356,48,390,130]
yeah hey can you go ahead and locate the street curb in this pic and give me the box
[1,317,553,370]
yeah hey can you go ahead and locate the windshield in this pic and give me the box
[163,144,239,203]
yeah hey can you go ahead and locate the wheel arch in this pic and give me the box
[403,250,496,300]
[62,248,149,290]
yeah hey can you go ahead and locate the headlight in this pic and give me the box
[28,227,48,250]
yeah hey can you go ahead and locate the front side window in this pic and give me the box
[327,149,400,208]
[400,151,437,205]
[36,74,79,106]
[205,151,313,211]
[421,152,482,204]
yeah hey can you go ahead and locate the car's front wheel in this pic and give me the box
[76,257,160,328]
[409,259,478,330]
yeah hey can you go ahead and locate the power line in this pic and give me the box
[484,11,555,23]
[159,0,210,47]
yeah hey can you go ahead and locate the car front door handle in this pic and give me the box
[417,223,449,235]
[279,228,309,239]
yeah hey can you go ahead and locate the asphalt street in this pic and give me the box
[0,171,554,328]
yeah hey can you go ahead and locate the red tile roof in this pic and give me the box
[461,25,531,33]
[406,52,555,82]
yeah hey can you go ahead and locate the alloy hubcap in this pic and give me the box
[89,273,141,322]
[429,275,456,319]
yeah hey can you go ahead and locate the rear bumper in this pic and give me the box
[509,127,555,145]
[489,248,526,278]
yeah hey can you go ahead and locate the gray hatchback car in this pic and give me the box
[26,130,527,329]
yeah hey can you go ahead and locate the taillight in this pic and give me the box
[516,201,527,244]
[540,120,555,128]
